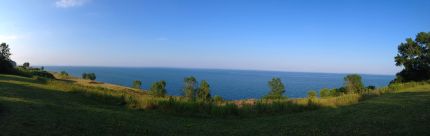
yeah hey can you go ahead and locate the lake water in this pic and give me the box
[45,66,394,100]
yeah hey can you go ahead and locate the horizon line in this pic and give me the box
[37,65,396,76]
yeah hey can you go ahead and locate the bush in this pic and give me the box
[344,74,365,93]
[33,76,49,84]
[149,80,167,97]
[197,80,211,102]
[14,67,55,79]
[60,71,69,78]
[307,90,317,99]
[213,95,224,103]
[132,80,142,89]
[366,85,376,90]
[319,88,330,98]
[82,73,96,80]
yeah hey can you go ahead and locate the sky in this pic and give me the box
[1,0,429,75]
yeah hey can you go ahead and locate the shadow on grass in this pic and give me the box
[0,81,124,112]
[0,74,43,84]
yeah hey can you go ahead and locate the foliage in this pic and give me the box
[319,88,330,97]
[344,74,364,93]
[15,67,55,79]
[0,43,15,74]
[213,95,223,103]
[307,90,317,99]
[59,71,69,78]
[366,85,376,90]
[82,73,96,81]
[197,80,211,101]
[264,77,286,99]
[132,80,142,89]
[393,32,430,83]
[183,76,197,100]
[23,62,30,69]
[149,80,167,97]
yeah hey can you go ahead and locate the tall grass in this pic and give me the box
[37,77,430,116]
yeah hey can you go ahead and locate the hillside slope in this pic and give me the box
[0,74,429,136]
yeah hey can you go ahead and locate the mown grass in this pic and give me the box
[0,74,429,135]
[3,73,428,117]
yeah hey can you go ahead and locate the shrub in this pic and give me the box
[213,95,224,103]
[14,67,55,79]
[82,73,96,80]
[33,76,49,84]
[366,85,376,90]
[60,71,69,78]
[344,74,365,93]
[197,80,211,102]
[319,88,331,98]
[132,80,142,89]
[149,80,167,97]
[307,90,317,99]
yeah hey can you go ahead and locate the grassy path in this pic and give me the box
[0,74,429,136]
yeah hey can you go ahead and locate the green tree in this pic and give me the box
[88,73,96,81]
[344,74,364,93]
[82,73,96,81]
[132,80,142,89]
[213,95,223,103]
[183,76,197,100]
[264,77,286,99]
[319,88,331,98]
[149,80,167,97]
[82,73,88,79]
[0,43,14,73]
[307,90,317,99]
[393,32,430,82]
[366,85,376,90]
[197,80,211,101]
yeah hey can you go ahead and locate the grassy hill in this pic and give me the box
[0,74,429,136]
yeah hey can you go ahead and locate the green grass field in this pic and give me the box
[1,74,429,136]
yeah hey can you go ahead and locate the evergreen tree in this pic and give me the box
[197,80,211,101]
[183,76,197,100]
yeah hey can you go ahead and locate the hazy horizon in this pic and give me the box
[2,0,429,75]
[42,65,396,76]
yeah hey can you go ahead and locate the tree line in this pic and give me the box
[128,73,371,101]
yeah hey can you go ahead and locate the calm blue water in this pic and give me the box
[45,66,394,100]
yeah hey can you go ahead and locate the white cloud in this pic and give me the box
[0,35,18,42]
[55,0,89,8]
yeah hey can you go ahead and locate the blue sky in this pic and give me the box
[1,0,429,75]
